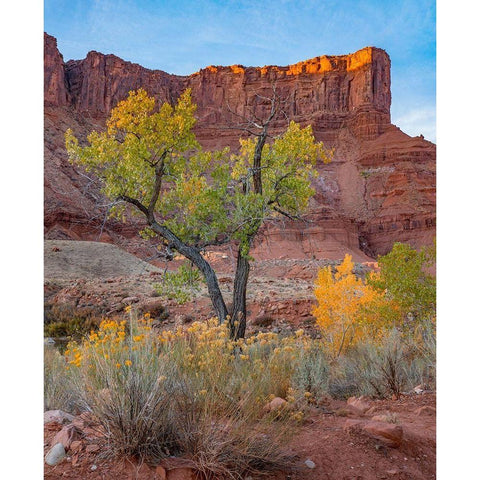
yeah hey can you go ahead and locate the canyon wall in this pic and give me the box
[44,33,435,260]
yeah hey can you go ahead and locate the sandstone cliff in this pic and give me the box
[44,33,435,260]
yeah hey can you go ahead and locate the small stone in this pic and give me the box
[371,414,389,423]
[45,443,66,466]
[347,396,371,414]
[86,444,100,453]
[52,424,81,450]
[121,296,139,304]
[305,459,316,469]
[90,464,97,471]
[44,410,75,425]
[70,440,83,453]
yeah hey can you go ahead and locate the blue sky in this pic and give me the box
[44,0,436,142]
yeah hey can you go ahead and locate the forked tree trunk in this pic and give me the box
[150,220,229,324]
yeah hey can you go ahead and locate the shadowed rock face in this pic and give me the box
[44,32,435,259]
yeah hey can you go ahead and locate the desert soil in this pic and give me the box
[44,393,436,480]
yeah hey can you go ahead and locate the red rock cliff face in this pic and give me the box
[44,33,435,259]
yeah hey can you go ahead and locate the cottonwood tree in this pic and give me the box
[65,88,331,338]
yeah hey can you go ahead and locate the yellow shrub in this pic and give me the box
[312,254,396,357]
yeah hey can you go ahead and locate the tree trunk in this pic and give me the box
[149,220,229,324]
[230,248,250,339]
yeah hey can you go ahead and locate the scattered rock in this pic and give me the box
[415,405,436,416]
[45,442,66,466]
[70,440,83,453]
[347,396,371,414]
[344,419,403,448]
[305,459,316,468]
[52,424,81,450]
[90,464,97,471]
[413,384,425,394]
[371,414,390,423]
[44,337,56,346]
[121,296,140,304]
[365,406,381,415]
[44,409,74,425]
[85,444,100,453]
[363,421,403,448]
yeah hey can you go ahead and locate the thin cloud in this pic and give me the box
[393,106,436,143]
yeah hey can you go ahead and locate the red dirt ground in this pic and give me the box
[44,393,435,480]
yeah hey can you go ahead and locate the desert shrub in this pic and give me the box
[367,242,436,325]
[44,346,78,411]
[329,329,435,398]
[153,263,204,304]
[58,313,314,476]
[312,254,398,358]
[291,343,330,400]
[44,303,102,338]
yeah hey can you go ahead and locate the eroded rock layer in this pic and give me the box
[44,33,435,259]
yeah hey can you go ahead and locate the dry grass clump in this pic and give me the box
[47,312,319,477]
[44,346,78,412]
[329,326,436,399]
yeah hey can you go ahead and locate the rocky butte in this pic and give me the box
[44,33,435,261]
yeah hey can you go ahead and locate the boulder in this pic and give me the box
[363,421,403,448]
[52,424,81,450]
[45,443,66,466]
[371,414,390,423]
[44,410,74,425]
[347,396,371,414]
[344,419,403,448]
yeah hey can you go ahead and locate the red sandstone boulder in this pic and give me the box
[344,419,403,448]
[363,421,403,448]
[52,424,82,450]
[44,410,75,425]
[347,396,371,414]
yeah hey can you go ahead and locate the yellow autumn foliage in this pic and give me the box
[312,254,396,357]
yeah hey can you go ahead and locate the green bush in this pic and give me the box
[153,263,204,304]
